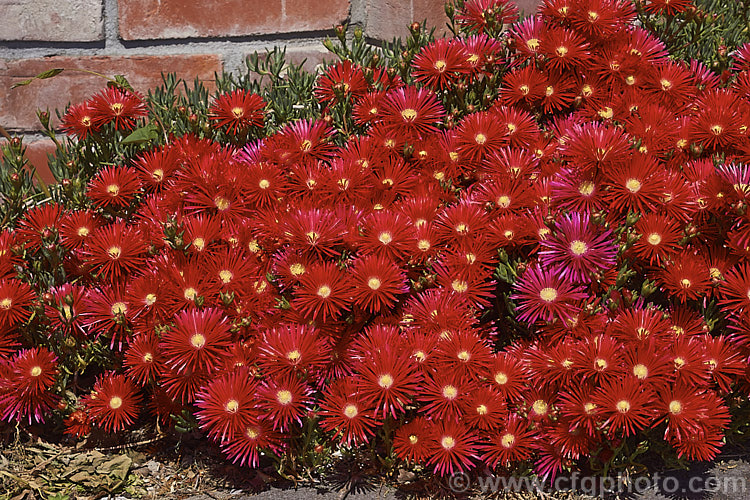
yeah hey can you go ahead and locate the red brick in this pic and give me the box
[0,55,222,132]
[0,137,57,185]
[119,0,350,40]
[364,0,412,41]
[516,0,543,16]
[0,0,103,42]
[413,0,450,37]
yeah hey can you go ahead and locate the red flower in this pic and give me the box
[512,263,587,324]
[644,0,696,16]
[195,369,259,442]
[0,279,36,329]
[419,371,473,422]
[426,420,479,476]
[132,147,180,192]
[257,374,312,431]
[281,208,345,259]
[603,153,664,214]
[314,61,369,105]
[123,333,163,385]
[655,253,711,303]
[292,261,350,322]
[17,203,62,253]
[593,378,655,437]
[89,87,147,130]
[488,353,527,401]
[457,0,519,33]
[0,348,59,424]
[541,28,590,71]
[209,89,265,134]
[380,86,445,141]
[44,283,87,338]
[257,323,328,376]
[350,255,407,314]
[61,102,96,139]
[691,89,744,151]
[273,119,335,165]
[631,214,683,266]
[59,210,100,250]
[319,377,377,446]
[87,165,142,209]
[393,417,435,463]
[221,418,278,467]
[160,308,232,373]
[461,386,507,431]
[558,385,600,436]
[81,223,148,283]
[412,38,470,90]
[357,349,421,419]
[539,213,616,283]
[84,372,141,432]
[479,414,535,468]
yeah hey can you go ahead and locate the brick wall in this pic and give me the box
[0,0,541,182]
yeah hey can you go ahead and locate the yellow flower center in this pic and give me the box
[317,285,331,299]
[231,107,244,118]
[539,287,558,302]
[495,372,508,385]
[214,196,230,211]
[184,287,198,300]
[107,246,122,259]
[225,399,239,413]
[344,404,358,418]
[367,277,381,290]
[434,60,447,72]
[633,363,649,379]
[378,373,394,389]
[109,396,123,409]
[190,333,206,349]
[441,436,455,450]
[219,269,234,284]
[669,400,682,414]
[110,302,127,315]
[474,133,487,145]
[452,280,469,293]
[501,433,515,448]
[378,231,393,245]
[77,226,90,237]
[647,233,662,245]
[287,350,301,362]
[710,124,723,136]
[532,399,548,416]
[616,400,631,413]
[442,385,458,399]
[30,366,42,377]
[0,298,11,310]
[401,108,418,121]
[290,263,306,276]
[276,390,293,405]
[570,240,588,256]
[145,293,157,306]
[625,178,642,193]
